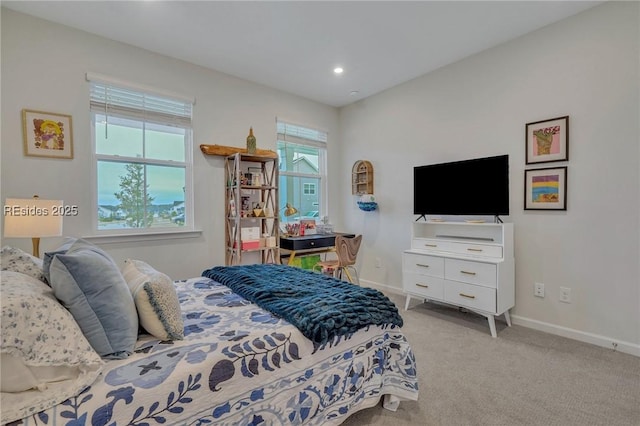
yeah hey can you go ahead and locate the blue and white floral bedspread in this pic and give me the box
[14,277,419,426]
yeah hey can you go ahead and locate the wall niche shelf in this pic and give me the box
[352,160,374,195]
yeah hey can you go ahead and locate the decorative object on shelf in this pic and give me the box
[357,194,378,211]
[246,127,257,154]
[248,167,263,186]
[22,109,73,159]
[526,116,569,164]
[524,166,567,210]
[352,160,374,195]
[357,202,378,211]
[3,195,64,257]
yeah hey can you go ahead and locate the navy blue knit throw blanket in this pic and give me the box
[202,264,403,344]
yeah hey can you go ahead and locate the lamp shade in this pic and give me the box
[283,203,298,217]
[4,198,64,238]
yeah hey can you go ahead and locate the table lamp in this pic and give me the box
[3,196,63,257]
[283,203,298,218]
[280,203,300,236]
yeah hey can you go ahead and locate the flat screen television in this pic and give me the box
[413,154,509,219]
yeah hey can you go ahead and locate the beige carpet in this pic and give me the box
[341,293,640,426]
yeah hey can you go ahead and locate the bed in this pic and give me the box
[1,242,419,425]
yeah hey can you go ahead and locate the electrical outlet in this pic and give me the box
[560,287,571,303]
[375,257,382,268]
[534,282,545,298]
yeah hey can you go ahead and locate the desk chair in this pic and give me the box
[314,234,362,285]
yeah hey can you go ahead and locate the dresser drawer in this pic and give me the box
[444,281,496,313]
[403,272,445,300]
[280,235,336,250]
[447,241,502,258]
[445,259,497,288]
[412,238,502,259]
[403,252,444,277]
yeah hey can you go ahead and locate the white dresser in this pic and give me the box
[403,221,514,337]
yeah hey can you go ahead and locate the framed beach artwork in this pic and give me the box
[22,109,74,159]
[524,166,567,211]
[525,116,568,164]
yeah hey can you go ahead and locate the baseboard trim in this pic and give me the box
[361,279,640,358]
[361,279,404,296]
[509,315,639,357]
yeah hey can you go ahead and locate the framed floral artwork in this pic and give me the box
[22,109,74,159]
[525,116,568,164]
[524,166,567,211]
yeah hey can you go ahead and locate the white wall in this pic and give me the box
[339,2,639,353]
[2,3,638,355]
[0,9,339,280]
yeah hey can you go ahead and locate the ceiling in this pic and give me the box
[3,1,603,107]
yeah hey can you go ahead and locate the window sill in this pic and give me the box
[81,229,202,245]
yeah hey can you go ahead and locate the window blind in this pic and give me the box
[89,78,193,128]
[277,120,327,148]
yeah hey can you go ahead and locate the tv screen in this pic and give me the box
[413,155,509,217]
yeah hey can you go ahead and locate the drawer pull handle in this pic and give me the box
[459,293,476,299]
[416,283,429,288]
[467,248,483,252]
[416,263,430,268]
[424,243,437,248]
[460,270,477,276]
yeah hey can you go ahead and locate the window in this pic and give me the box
[303,183,316,195]
[89,75,194,232]
[277,121,327,223]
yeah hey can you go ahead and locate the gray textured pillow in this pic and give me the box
[48,239,138,359]
[122,259,184,341]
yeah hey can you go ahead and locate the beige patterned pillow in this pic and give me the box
[122,259,184,341]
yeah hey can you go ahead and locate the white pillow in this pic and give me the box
[0,271,104,424]
[1,246,46,282]
[122,259,184,341]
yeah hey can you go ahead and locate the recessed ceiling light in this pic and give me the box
[334,67,344,74]
[349,90,359,96]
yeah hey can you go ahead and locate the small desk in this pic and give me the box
[280,233,354,266]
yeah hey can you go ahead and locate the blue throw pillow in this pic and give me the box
[48,239,138,359]
[42,238,76,284]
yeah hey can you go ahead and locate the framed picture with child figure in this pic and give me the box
[22,109,74,159]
